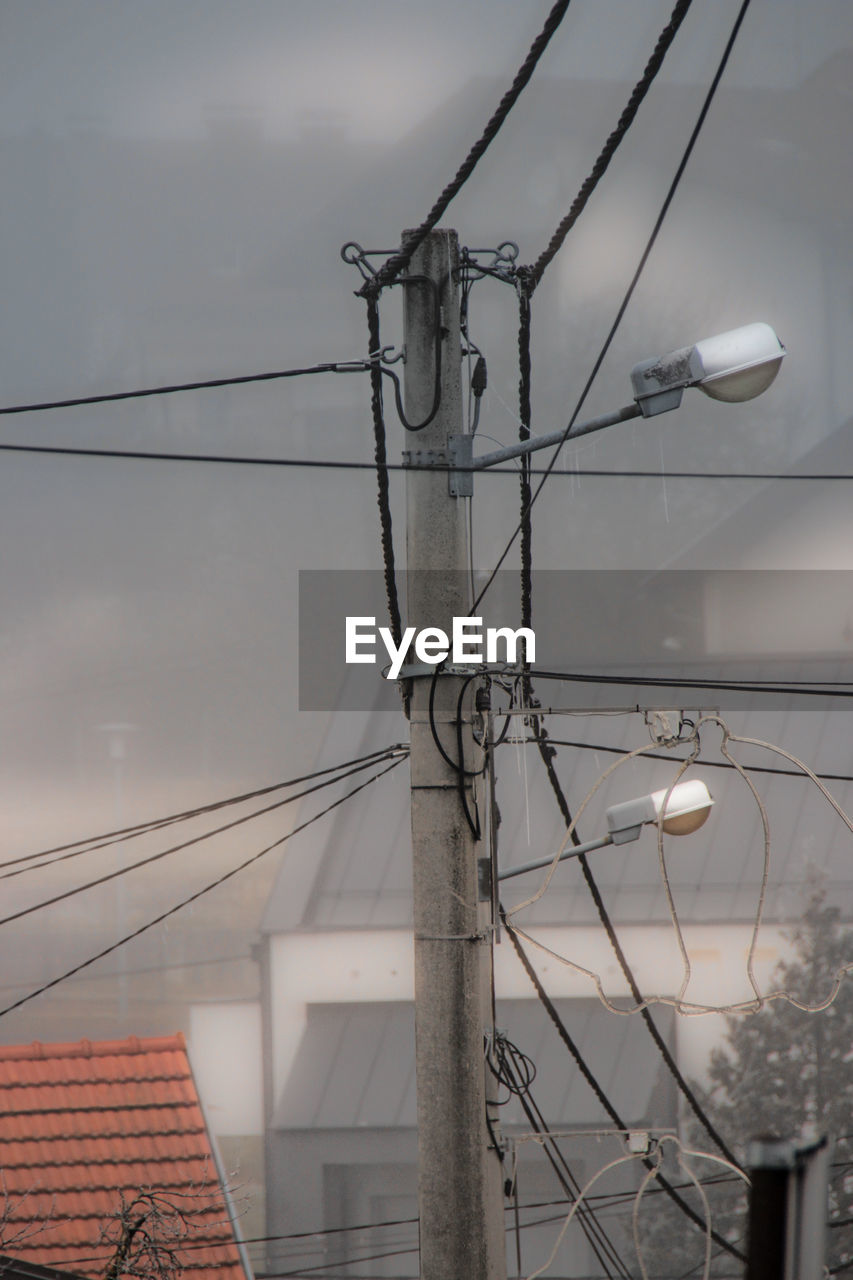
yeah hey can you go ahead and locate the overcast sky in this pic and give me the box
[0,1,845,140]
[0,0,851,1046]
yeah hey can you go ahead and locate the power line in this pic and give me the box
[496,1037,633,1279]
[0,745,407,878]
[258,1248,418,1279]
[48,1221,422,1271]
[1,439,849,483]
[502,468,853,481]
[523,736,853,784]
[472,0,753,615]
[0,752,404,926]
[365,296,404,657]
[532,669,853,700]
[502,915,746,1262]
[0,951,254,993]
[0,749,406,929]
[0,361,375,417]
[360,0,573,297]
[93,1177,744,1255]
[502,911,631,1129]
[494,1041,623,1280]
[513,0,724,811]
[0,747,407,877]
[51,1174,752,1276]
[522,721,742,1170]
[0,755,404,1019]
[520,0,693,292]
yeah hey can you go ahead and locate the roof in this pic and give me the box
[272,999,673,1131]
[0,1035,249,1280]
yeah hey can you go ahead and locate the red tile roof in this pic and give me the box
[0,1035,249,1280]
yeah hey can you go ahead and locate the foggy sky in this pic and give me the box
[0,0,851,1048]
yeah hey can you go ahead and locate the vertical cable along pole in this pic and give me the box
[518,290,534,640]
[366,296,404,651]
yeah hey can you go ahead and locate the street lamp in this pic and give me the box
[630,321,786,416]
[448,321,786,493]
[497,778,713,882]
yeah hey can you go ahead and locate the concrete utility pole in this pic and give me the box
[403,228,507,1280]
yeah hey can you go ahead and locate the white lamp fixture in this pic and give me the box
[498,778,714,882]
[630,322,786,417]
[607,777,714,843]
[454,321,785,494]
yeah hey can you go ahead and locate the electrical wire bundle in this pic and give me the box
[0,745,407,1019]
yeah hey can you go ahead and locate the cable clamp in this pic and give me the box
[645,709,701,746]
[448,435,473,497]
[398,662,485,679]
[330,360,373,373]
[459,242,520,285]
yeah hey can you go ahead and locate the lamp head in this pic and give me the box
[606,778,714,844]
[649,778,714,835]
[631,322,786,417]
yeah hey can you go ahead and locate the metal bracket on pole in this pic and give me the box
[477,857,493,903]
[448,434,473,497]
[403,446,447,471]
[448,403,643,494]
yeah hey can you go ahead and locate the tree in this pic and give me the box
[98,1185,244,1280]
[100,1193,195,1280]
[0,1175,55,1258]
[635,892,853,1277]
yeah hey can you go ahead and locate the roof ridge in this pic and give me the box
[0,1034,187,1062]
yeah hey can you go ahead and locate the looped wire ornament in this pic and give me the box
[522,1130,747,1280]
[632,1135,749,1280]
[507,714,853,1017]
[504,737,692,922]
[524,1149,644,1280]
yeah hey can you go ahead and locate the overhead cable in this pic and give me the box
[515,0,696,861]
[473,0,753,615]
[2,440,849,484]
[519,0,694,293]
[365,296,404,656]
[52,1173,748,1273]
[496,1036,633,1278]
[525,736,853,784]
[360,0,573,298]
[502,914,746,1262]
[506,712,853,1017]
[0,745,408,877]
[258,1250,419,1280]
[522,723,742,1169]
[0,755,404,1019]
[532,669,853,700]
[0,361,376,417]
[0,749,407,926]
